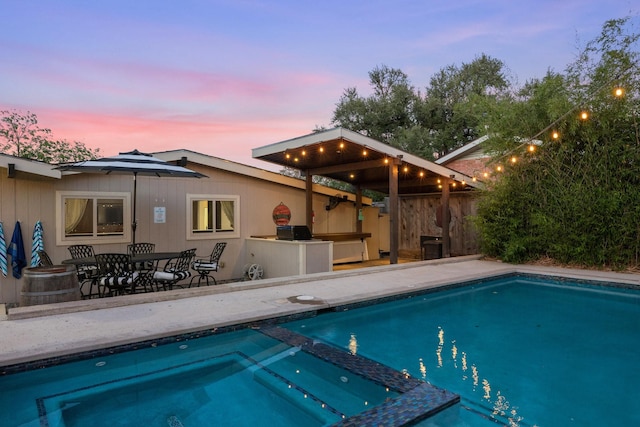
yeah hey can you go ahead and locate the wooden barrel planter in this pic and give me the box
[20,265,81,307]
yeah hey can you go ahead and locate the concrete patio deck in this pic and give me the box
[2,256,639,368]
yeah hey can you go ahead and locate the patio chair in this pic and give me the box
[36,250,54,267]
[190,242,226,286]
[95,253,139,297]
[68,244,100,299]
[127,242,156,270]
[153,248,196,291]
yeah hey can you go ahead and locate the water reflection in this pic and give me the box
[419,358,427,379]
[436,327,444,368]
[348,333,358,355]
[426,327,525,427]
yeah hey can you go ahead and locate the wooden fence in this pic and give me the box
[399,192,480,258]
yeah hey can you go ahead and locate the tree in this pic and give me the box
[332,65,428,153]
[423,54,510,157]
[0,110,99,163]
[473,17,640,268]
[331,57,510,160]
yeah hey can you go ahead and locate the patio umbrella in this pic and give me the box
[30,220,44,267]
[0,222,7,277]
[55,150,206,245]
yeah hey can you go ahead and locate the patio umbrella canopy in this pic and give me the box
[56,150,206,245]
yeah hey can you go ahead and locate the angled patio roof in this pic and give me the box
[252,128,482,194]
[0,153,61,180]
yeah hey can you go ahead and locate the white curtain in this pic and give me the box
[220,200,234,228]
[65,198,89,234]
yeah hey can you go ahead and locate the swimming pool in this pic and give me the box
[2,273,639,426]
[286,274,640,426]
[0,323,457,426]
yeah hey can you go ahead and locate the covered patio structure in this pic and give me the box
[252,128,483,264]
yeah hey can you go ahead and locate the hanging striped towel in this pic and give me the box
[0,222,7,277]
[30,220,44,267]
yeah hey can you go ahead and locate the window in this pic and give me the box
[187,194,239,239]
[56,191,131,245]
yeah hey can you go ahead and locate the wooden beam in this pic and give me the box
[309,158,388,176]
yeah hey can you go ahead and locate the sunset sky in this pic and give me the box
[1,1,636,169]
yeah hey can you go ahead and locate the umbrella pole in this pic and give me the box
[132,172,137,246]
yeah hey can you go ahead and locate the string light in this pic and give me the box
[510,156,517,164]
[484,65,637,184]
[319,146,324,153]
[362,149,368,156]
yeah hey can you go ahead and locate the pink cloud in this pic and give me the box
[21,107,321,170]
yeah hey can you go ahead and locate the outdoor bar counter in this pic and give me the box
[245,237,333,279]
[312,232,371,264]
[248,232,371,278]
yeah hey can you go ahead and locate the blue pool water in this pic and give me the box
[2,274,639,426]
[1,329,403,426]
[286,276,640,426]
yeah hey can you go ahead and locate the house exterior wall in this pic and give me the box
[444,158,490,178]
[0,162,375,305]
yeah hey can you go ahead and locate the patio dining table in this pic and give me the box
[61,252,182,267]
[62,252,183,296]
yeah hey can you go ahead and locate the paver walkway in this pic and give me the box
[1,256,638,367]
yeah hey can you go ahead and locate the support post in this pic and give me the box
[389,157,401,264]
[305,172,313,232]
[442,176,451,257]
[355,185,363,234]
